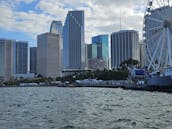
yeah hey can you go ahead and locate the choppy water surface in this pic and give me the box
[0,87,172,129]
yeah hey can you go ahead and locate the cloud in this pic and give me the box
[0,0,149,44]
[36,0,68,21]
[82,0,146,42]
[0,5,54,42]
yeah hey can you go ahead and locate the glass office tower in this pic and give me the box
[50,21,63,36]
[30,47,37,74]
[87,44,92,59]
[63,10,85,69]
[92,35,109,68]
[14,41,28,74]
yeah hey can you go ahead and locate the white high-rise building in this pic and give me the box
[111,30,139,68]
[37,33,62,78]
[0,39,14,81]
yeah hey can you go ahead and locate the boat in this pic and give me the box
[146,67,172,92]
[146,76,172,87]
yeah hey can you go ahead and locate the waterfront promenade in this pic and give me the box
[1,80,172,93]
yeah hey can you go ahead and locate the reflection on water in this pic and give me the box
[0,87,172,129]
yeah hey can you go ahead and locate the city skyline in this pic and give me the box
[0,0,147,46]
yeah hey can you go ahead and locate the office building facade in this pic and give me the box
[50,21,63,36]
[14,41,28,74]
[111,30,139,68]
[63,10,85,69]
[37,33,62,78]
[92,35,109,69]
[0,39,28,81]
[92,43,97,59]
[30,47,37,74]
[87,44,92,59]
[50,20,63,68]
[0,39,14,81]
[88,59,107,71]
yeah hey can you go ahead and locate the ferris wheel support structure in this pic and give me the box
[143,0,172,75]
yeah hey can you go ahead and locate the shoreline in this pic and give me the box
[1,84,172,93]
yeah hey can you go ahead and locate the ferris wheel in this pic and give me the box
[143,0,172,73]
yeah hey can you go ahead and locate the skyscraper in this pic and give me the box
[37,33,62,78]
[92,35,109,68]
[50,20,63,69]
[63,10,85,69]
[92,43,97,59]
[50,21,63,35]
[0,39,14,81]
[14,41,28,74]
[86,44,92,59]
[111,30,139,68]
[0,39,28,81]
[30,47,37,74]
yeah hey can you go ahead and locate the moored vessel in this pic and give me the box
[146,67,172,90]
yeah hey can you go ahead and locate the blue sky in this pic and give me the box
[0,0,146,47]
[0,1,35,46]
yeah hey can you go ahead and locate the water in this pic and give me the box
[0,87,172,129]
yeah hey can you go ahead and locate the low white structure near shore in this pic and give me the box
[20,83,38,86]
[76,79,129,87]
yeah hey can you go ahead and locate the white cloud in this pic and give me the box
[0,4,55,44]
[81,0,146,42]
[36,0,68,21]
[0,0,149,44]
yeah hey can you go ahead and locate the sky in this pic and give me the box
[0,0,147,47]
